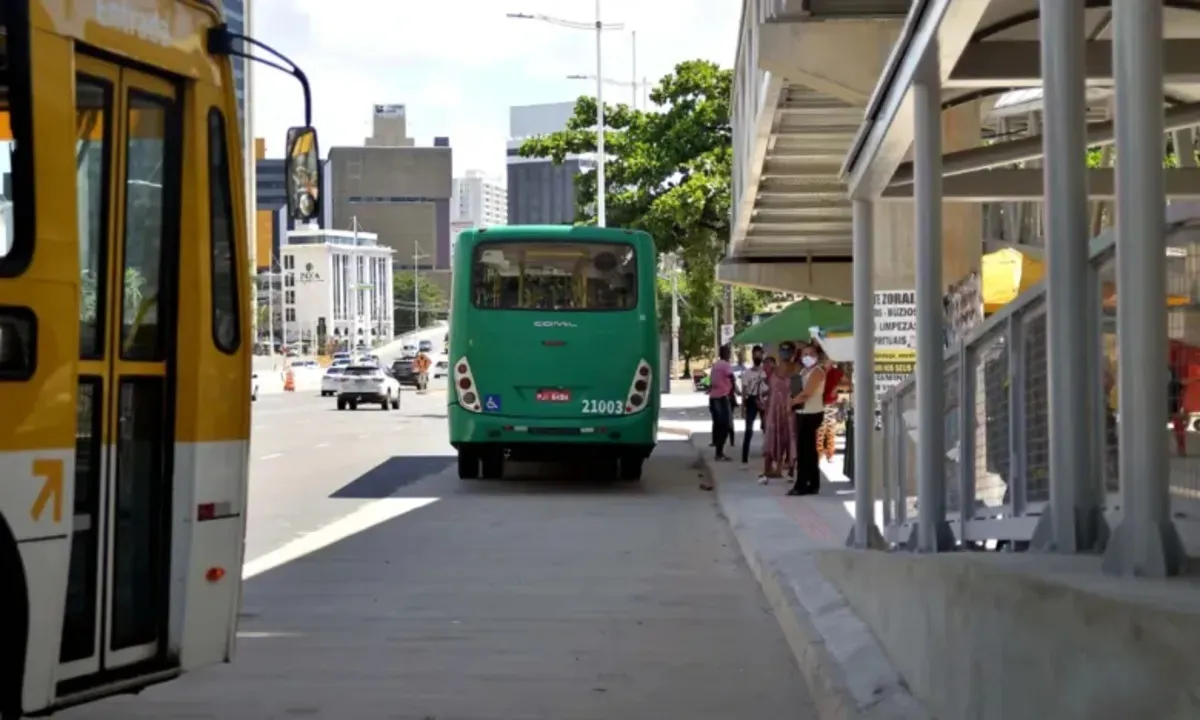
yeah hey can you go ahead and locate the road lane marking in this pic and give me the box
[260,453,282,460]
[242,496,439,579]
[315,442,330,448]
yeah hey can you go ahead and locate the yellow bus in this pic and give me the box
[0,1,320,716]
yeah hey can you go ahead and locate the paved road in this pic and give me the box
[62,390,817,719]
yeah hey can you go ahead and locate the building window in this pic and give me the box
[285,290,295,305]
[206,108,240,354]
[283,255,294,270]
[284,273,294,287]
[285,308,296,322]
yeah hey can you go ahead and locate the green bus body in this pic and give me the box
[447,225,661,480]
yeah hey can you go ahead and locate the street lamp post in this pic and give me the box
[506,8,624,227]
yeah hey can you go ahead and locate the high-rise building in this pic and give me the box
[223,0,247,133]
[452,170,507,228]
[366,104,415,147]
[506,102,592,225]
[327,105,454,297]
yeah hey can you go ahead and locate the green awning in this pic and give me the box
[731,298,854,346]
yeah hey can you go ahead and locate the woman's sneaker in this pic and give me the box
[756,475,770,485]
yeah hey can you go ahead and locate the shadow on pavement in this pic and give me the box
[330,455,456,498]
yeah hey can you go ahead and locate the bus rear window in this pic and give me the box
[471,241,637,311]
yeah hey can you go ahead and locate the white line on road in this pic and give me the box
[260,453,283,460]
[315,442,330,448]
[242,497,439,579]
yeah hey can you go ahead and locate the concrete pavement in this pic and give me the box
[62,391,819,719]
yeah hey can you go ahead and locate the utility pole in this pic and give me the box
[413,241,430,331]
[266,263,275,357]
[670,253,680,380]
[631,30,637,110]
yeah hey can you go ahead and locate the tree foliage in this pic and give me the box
[393,271,447,332]
[520,59,772,359]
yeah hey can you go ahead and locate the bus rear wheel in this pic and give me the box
[481,452,505,480]
[457,449,480,480]
[619,455,644,481]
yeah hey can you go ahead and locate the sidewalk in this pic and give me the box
[658,416,926,720]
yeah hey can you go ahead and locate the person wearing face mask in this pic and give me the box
[739,345,768,465]
[759,343,798,484]
[788,342,827,496]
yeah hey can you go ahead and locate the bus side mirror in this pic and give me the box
[285,126,321,222]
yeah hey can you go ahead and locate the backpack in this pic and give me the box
[823,365,844,405]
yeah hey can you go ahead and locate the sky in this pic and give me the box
[251,0,741,180]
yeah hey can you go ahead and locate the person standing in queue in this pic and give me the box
[788,342,827,496]
[739,345,768,466]
[708,344,736,463]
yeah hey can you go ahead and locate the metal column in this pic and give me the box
[848,198,885,549]
[907,43,954,553]
[1031,0,1110,553]
[1103,0,1184,577]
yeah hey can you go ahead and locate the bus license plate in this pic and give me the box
[536,389,571,402]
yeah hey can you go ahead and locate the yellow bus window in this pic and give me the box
[207,108,240,353]
[0,29,28,271]
[119,91,178,361]
[77,77,112,359]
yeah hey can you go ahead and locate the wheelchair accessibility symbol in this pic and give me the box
[483,394,502,412]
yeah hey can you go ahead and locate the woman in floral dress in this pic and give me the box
[759,341,799,484]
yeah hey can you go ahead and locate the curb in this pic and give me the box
[656,424,694,438]
[685,435,927,720]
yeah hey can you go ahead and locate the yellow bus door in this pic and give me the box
[58,56,181,687]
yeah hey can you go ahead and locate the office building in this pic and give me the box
[279,229,395,350]
[366,104,415,147]
[452,170,507,228]
[223,0,247,135]
[506,102,592,225]
[328,105,453,297]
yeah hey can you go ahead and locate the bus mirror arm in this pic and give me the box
[206,26,313,127]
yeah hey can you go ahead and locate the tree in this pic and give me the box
[519,59,733,264]
[393,271,447,332]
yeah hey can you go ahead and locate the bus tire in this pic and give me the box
[619,455,644,481]
[457,449,480,480]
[481,452,504,480]
[0,515,28,720]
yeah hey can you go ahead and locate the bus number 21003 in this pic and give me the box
[581,399,624,415]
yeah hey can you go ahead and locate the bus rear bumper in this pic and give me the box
[449,408,657,456]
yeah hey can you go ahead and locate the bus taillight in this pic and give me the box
[625,359,653,413]
[454,356,483,412]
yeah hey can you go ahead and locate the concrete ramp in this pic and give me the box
[817,551,1200,720]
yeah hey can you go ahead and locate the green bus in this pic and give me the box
[448,225,661,481]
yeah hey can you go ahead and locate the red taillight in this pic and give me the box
[625,360,652,413]
[205,567,226,583]
[454,357,483,412]
[197,502,215,521]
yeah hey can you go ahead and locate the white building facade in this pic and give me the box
[281,229,395,351]
[452,169,507,227]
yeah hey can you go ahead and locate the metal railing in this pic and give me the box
[879,213,1200,548]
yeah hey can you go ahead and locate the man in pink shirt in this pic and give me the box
[708,344,736,462]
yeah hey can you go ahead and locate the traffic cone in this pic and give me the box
[284,368,295,392]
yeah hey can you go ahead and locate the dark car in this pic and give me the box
[391,358,419,387]
[418,339,434,353]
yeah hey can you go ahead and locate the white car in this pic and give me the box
[432,357,449,380]
[320,366,346,396]
[336,364,402,411]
